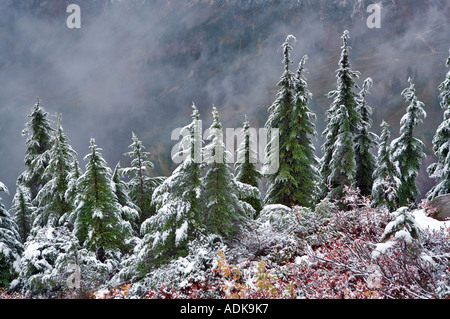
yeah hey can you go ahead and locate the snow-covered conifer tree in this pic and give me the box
[235,115,262,216]
[122,132,165,225]
[290,55,320,206]
[427,51,450,201]
[60,157,81,228]
[320,30,361,199]
[32,115,76,228]
[72,138,134,262]
[201,106,249,239]
[264,36,319,207]
[137,103,203,266]
[371,121,400,211]
[327,105,356,201]
[18,99,54,200]
[354,77,377,196]
[391,78,426,206]
[0,182,22,287]
[11,184,34,243]
[111,162,140,234]
[12,225,114,297]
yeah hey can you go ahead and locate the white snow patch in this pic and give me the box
[175,221,188,246]
[371,241,396,260]
[94,288,110,299]
[294,255,310,265]
[412,209,449,231]
[46,227,55,240]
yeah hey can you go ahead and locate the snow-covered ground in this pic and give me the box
[413,209,449,231]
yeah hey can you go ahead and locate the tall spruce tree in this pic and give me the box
[0,182,23,287]
[201,106,249,239]
[327,105,356,201]
[291,55,320,206]
[11,184,34,244]
[264,36,319,207]
[391,78,427,206]
[122,132,165,225]
[139,103,203,265]
[372,121,400,211]
[32,115,76,228]
[19,99,54,200]
[72,138,134,262]
[427,51,450,201]
[60,156,81,228]
[320,30,361,199]
[111,162,140,234]
[235,115,262,216]
[354,77,377,196]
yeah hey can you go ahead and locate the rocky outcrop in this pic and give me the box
[430,194,450,221]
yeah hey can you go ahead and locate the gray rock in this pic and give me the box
[430,194,450,221]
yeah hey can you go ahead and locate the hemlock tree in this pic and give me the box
[72,138,134,262]
[264,35,295,207]
[32,115,76,228]
[320,30,361,199]
[427,51,450,201]
[138,103,203,265]
[391,78,426,207]
[354,77,377,196]
[19,99,54,200]
[11,184,34,243]
[327,105,356,201]
[201,106,249,239]
[264,36,319,207]
[122,132,165,225]
[112,162,140,234]
[60,156,82,228]
[0,182,23,287]
[372,121,400,211]
[290,55,320,206]
[235,115,262,217]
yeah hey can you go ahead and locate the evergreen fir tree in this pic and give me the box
[320,30,361,198]
[139,103,203,265]
[391,78,427,206]
[112,162,140,234]
[18,99,54,200]
[122,132,165,225]
[11,184,34,243]
[32,115,76,228]
[327,105,356,201]
[264,35,295,206]
[372,121,401,211]
[264,36,319,207]
[0,182,22,287]
[201,106,249,239]
[427,51,450,201]
[354,77,377,196]
[60,156,81,228]
[72,138,133,262]
[291,55,320,206]
[235,115,262,217]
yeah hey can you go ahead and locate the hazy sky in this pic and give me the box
[0,0,448,206]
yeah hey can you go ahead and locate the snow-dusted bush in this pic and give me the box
[256,204,295,233]
[372,207,423,260]
[294,198,335,247]
[11,226,118,298]
[241,202,334,263]
[241,204,300,263]
[125,234,227,298]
